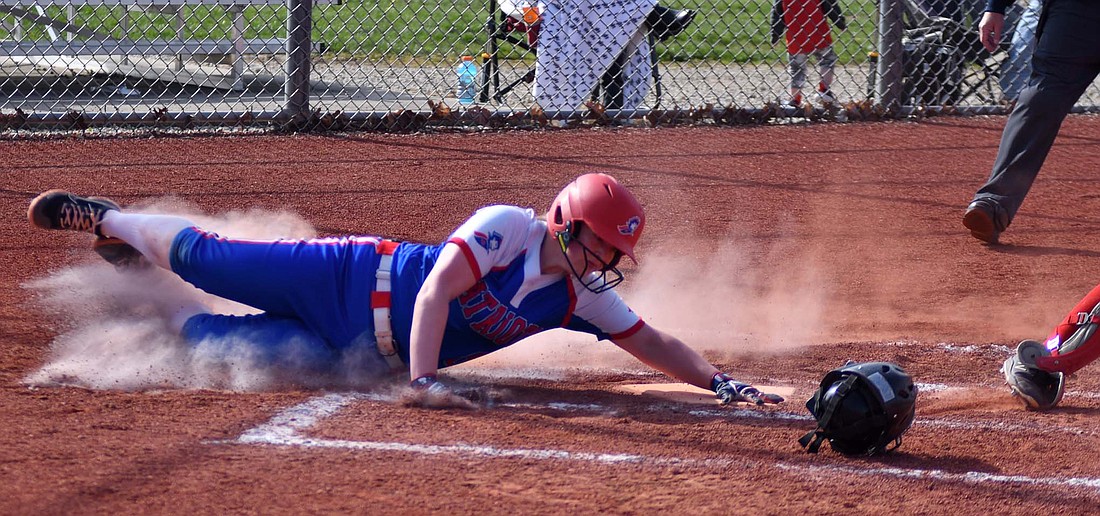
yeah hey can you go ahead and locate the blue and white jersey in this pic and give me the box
[388,205,644,367]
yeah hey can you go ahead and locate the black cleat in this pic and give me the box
[28,190,119,237]
[29,190,148,269]
[93,236,148,270]
[1002,345,1065,411]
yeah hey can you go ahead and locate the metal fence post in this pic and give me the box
[285,0,313,128]
[876,0,903,111]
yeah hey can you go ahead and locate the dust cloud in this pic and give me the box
[464,231,831,375]
[23,197,324,391]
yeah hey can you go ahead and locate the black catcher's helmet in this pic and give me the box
[798,361,918,455]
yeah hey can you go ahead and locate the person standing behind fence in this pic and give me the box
[770,0,847,108]
[998,0,1041,104]
[962,0,1100,245]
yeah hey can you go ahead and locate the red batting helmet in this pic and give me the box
[547,173,645,261]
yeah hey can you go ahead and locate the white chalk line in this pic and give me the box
[217,393,1100,494]
[243,383,1100,441]
[227,393,358,443]
[776,462,1100,490]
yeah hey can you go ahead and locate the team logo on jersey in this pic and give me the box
[474,231,503,252]
[617,216,641,236]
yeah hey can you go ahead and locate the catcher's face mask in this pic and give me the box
[556,223,623,294]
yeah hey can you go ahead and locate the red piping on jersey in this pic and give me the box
[610,320,645,340]
[448,237,481,280]
[562,278,577,327]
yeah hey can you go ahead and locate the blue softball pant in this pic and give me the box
[169,227,389,373]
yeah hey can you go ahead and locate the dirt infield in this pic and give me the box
[4,117,1100,514]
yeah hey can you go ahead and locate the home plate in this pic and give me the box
[616,383,798,405]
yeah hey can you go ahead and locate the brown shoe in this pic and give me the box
[962,199,1005,244]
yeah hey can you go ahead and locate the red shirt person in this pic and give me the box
[770,0,847,107]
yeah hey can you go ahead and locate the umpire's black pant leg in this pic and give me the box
[975,0,1100,225]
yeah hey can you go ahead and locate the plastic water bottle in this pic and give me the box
[456,55,478,105]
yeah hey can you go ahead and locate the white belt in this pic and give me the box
[373,240,404,371]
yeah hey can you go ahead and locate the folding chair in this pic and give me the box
[895,0,1007,106]
[480,0,694,109]
[479,0,541,104]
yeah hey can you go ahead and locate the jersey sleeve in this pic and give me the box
[566,285,645,341]
[446,205,536,279]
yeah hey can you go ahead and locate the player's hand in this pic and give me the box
[713,374,784,406]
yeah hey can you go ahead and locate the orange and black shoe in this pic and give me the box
[28,190,147,269]
[28,190,120,235]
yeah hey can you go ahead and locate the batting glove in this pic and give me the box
[410,374,450,395]
[712,373,785,406]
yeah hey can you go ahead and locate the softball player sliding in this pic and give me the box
[28,173,783,406]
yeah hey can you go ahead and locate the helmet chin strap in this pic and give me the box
[555,229,623,294]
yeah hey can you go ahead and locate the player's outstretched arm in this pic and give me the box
[612,325,783,405]
[408,243,478,384]
[613,325,718,389]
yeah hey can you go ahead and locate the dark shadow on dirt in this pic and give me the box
[922,118,1100,144]
[986,244,1100,258]
[1043,405,1100,416]
[813,449,995,474]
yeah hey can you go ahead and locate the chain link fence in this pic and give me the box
[1,0,1097,131]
